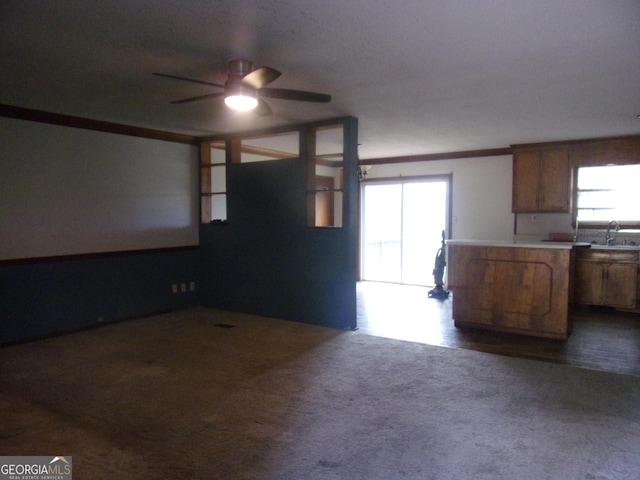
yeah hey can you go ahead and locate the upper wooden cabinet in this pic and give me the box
[569,136,640,166]
[512,145,570,213]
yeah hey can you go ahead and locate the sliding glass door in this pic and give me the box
[362,178,449,285]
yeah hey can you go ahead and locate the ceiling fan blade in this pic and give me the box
[259,88,331,103]
[253,98,273,116]
[241,66,281,89]
[171,92,225,104]
[153,72,224,88]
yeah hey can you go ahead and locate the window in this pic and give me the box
[576,164,640,226]
[361,177,450,285]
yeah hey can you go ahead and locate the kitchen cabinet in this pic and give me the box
[574,249,638,309]
[448,241,580,339]
[512,145,570,212]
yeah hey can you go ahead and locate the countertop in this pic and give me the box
[588,244,640,251]
[446,239,592,250]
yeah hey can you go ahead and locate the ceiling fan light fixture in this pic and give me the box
[224,83,258,111]
[225,94,258,111]
[156,58,331,115]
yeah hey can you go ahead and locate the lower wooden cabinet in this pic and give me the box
[449,243,574,339]
[574,250,638,309]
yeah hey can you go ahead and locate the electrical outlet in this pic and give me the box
[172,284,178,294]
[189,282,195,291]
[531,214,537,223]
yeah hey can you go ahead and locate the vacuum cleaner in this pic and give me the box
[428,230,450,299]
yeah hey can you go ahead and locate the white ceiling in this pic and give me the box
[1,1,639,159]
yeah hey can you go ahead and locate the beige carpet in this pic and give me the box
[1,308,639,479]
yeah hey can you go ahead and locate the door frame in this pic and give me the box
[357,173,453,282]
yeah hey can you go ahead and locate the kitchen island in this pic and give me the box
[447,240,590,340]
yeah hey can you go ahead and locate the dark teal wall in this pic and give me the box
[0,248,200,344]
[0,117,358,344]
[199,118,358,330]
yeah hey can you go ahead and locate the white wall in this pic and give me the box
[0,117,199,260]
[514,212,575,242]
[364,155,514,241]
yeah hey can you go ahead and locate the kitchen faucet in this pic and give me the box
[606,220,620,245]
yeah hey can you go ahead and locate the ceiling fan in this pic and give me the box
[153,59,331,116]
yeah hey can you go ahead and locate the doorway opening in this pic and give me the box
[360,175,451,286]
